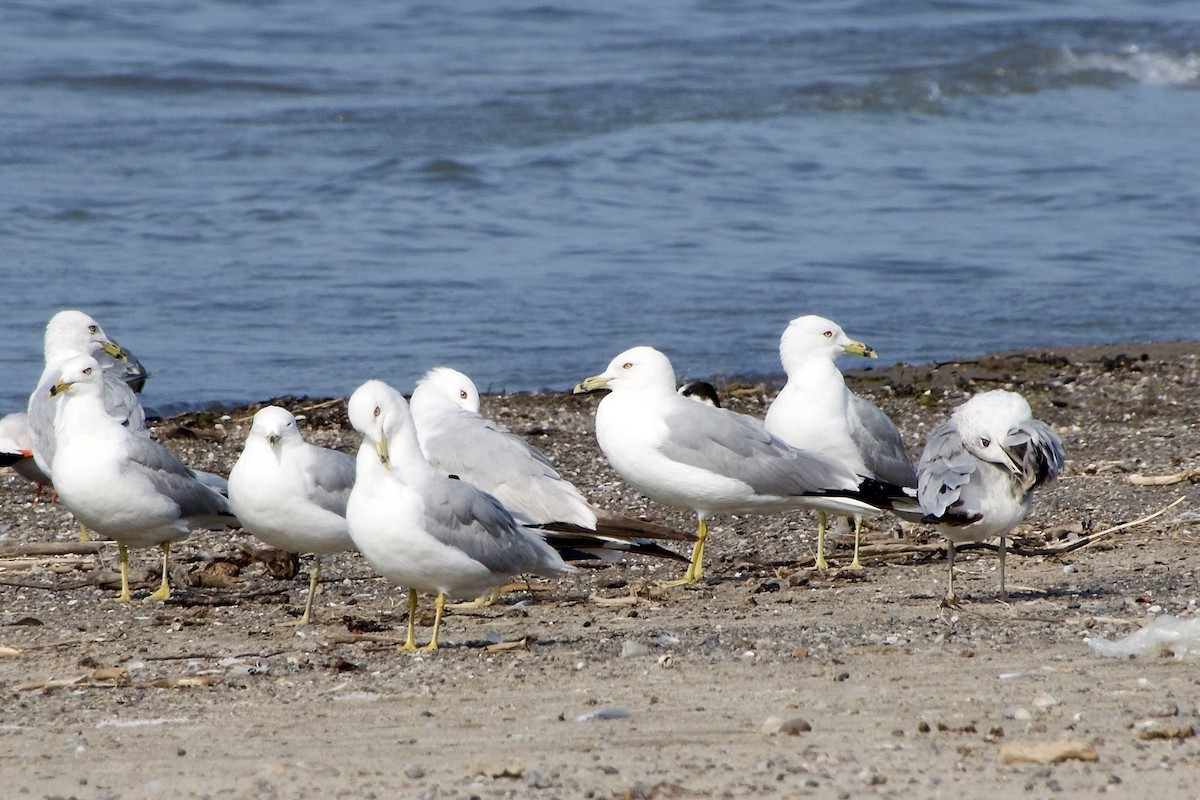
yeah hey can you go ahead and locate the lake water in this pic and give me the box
[2,0,1198,415]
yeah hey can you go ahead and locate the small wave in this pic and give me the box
[1058,45,1200,88]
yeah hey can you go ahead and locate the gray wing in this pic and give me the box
[1004,418,1065,492]
[102,373,146,431]
[660,400,861,495]
[848,394,917,487]
[302,445,356,516]
[422,411,592,526]
[425,477,562,576]
[126,432,234,521]
[916,419,978,521]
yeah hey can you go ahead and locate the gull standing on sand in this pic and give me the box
[574,346,914,585]
[346,380,574,650]
[917,389,1065,604]
[228,406,356,624]
[27,310,148,479]
[48,356,236,601]
[0,412,52,498]
[764,316,917,570]
[409,367,692,570]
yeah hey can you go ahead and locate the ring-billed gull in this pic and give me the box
[917,389,1065,604]
[573,346,915,585]
[49,355,236,601]
[0,412,52,498]
[27,310,147,479]
[228,406,356,624]
[410,367,692,571]
[346,379,574,651]
[764,316,917,570]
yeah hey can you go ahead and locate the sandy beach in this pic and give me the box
[1,342,1198,799]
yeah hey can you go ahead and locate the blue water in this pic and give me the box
[3,1,1198,415]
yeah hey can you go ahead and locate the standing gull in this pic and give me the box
[574,346,914,585]
[48,355,236,601]
[410,367,692,569]
[917,390,1065,604]
[0,412,52,498]
[346,380,574,651]
[228,406,356,624]
[764,316,917,570]
[27,310,147,479]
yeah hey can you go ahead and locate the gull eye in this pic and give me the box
[459,389,468,400]
[980,437,991,448]
[622,362,633,370]
[83,367,92,375]
[823,330,833,338]
[88,325,98,333]
[373,406,381,418]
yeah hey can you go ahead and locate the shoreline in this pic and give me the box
[139,339,1200,422]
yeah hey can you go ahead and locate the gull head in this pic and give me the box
[574,346,677,396]
[411,367,481,414]
[44,310,129,363]
[348,379,412,468]
[49,354,104,398]
[953,390,1036,475]
[249,406,303,449]
[678,380,723,408]
[780,315,876,373]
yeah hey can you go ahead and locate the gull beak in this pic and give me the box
[101,340,130,363]
[573,374,611,394]
[843,339,878,359]
[375,432,390,466]
[49,379,73,397]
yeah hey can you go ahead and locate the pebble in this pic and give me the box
[405,764,426,780]
[762,716,812,736]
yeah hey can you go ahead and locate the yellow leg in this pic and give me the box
[942,540,959,606]
[397,588,419,651]
[448,585,500,610]
[113,544,132,602]
[663,518,707,586]
[298,556,321,625]
[79,522,89,543]
[811,512,829,570]
[845,515,865,571]
[145,543,172,601]
[422,592,446,651]
[997,534,1008,602]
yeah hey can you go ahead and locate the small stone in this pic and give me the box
[1004,706,1033,721]
[762,716,810,735]
[405,765,426,780]
[1031,692,1059,710]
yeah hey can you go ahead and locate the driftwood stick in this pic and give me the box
[0,542,105,557]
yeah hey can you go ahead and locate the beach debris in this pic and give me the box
[998,738,1099,764]
[576,707,632,722]
[1087,615,1200,660]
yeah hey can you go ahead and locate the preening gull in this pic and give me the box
[764,316,917,570]
[228,406,356,624]
[917,389,1065,604]
[573,346,914,585]
[345,380,574,650]
[48,355,236,601]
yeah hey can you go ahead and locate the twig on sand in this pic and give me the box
[1128,468,1199,486]
[0,542,105,557]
